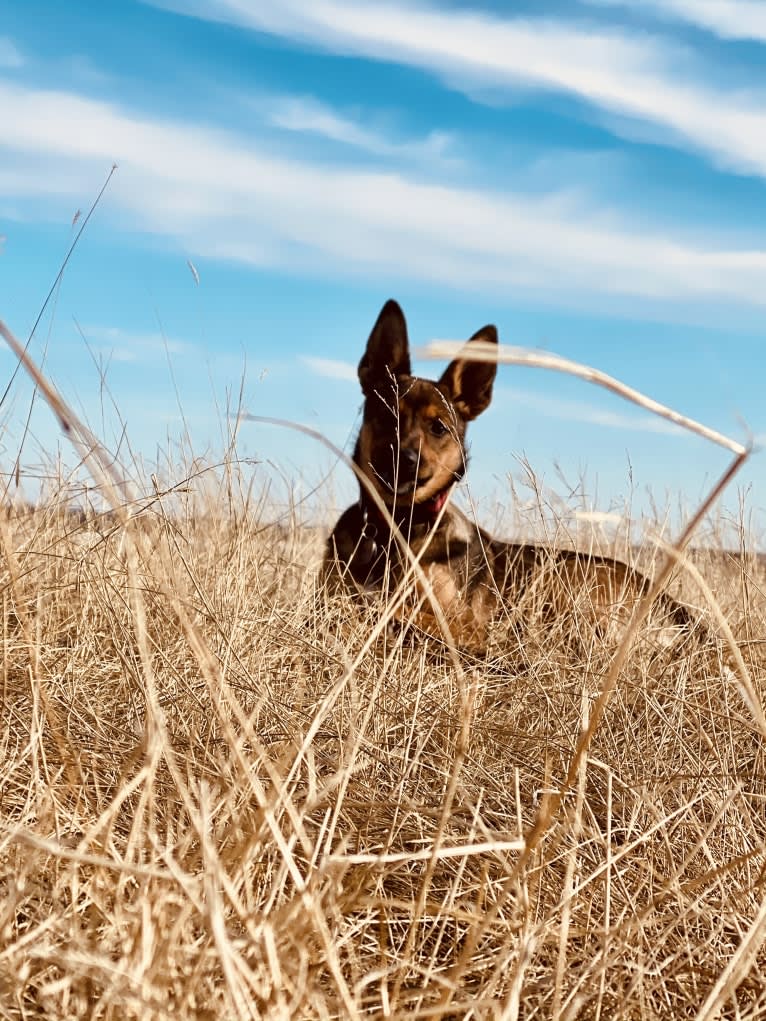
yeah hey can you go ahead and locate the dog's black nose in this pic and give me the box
[399,446,420,478]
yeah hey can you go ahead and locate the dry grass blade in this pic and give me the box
[422,339,748,455]
[694,892,766,1021]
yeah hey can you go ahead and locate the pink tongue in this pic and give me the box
[430,489,449,515]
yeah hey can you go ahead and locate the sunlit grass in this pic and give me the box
[0,449,763,1019]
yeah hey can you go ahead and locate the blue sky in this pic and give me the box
[0,0,764,539]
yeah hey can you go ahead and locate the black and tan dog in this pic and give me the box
[324,299,695,651]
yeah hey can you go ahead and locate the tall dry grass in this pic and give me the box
[0,449,764,1019]
[0,298,763,1018]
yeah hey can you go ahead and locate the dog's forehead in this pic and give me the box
[397,376,450,411]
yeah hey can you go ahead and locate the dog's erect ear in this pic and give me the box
[439,324,498,420]
[358,299,411,396]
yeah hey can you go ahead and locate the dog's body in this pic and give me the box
[323,300,694,651]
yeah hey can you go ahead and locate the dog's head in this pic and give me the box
[354,299,498,510]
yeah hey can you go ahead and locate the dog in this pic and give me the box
[323,299,697,652]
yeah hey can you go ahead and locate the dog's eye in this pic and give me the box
[429,418,448,437]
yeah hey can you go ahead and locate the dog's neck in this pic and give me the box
[359,483,453,531]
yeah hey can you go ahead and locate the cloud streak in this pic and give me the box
[587,0,766,43]
[265,94,454,163]
[80,324,192,363]
[301,356,357,382]
[2,78,766,311]
[498,385,687,437]
[148,0,766,179]
[0,37,23,68]
[299,365,690,433]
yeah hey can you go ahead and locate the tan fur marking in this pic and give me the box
[424,401,449,421]
[411,465,460,503]
[404,561,490,651]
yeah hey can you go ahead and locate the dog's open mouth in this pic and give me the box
[375,468,433,498]
[396,476,431,496]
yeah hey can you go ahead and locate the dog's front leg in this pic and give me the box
[396,561,490,653]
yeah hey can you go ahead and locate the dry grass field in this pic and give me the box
[0,452,764,1020]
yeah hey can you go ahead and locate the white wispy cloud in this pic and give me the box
[265,94,453,163]
[148,0,766,178]
[299,365,690,433]
[497,385,686,436]
[301,356,358,382]
[0,37,23,68]
[3,78,766,311]
[80,324,192,363]
[587,0,766,43]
